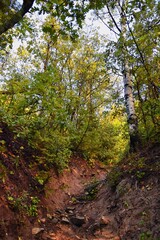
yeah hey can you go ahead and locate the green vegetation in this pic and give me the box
[34,170,50,186]
[0,4,159,240]
[108,143,160,190]
[7,191,40,216]
[0,162,6,183]
[0,27,129,171]
[139,232,152,240]
[0,0,159,172]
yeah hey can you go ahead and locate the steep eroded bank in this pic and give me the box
[0,125,160,240]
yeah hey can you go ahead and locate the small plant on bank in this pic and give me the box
[0,162,6,183]
[34,170,50,186]
[0,139,6,153]
[139,231,152,240]
[108,167,122,189]
[27,196,40,216]
[136,170,145,180]
[7,191,40,216]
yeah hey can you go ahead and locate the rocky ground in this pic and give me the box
[32,159,160,240]
[0,151,160,240]
[0,124,160,240]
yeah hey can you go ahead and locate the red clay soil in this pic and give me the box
[0,152,160,240]
[41,156,108,212]
[0,151,110,240]
[0,125,160,240]
[37,174,160,240]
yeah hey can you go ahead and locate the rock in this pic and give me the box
[48,232,57,240]
[52,217,59,224]
[47,213,53,219]
[70,215,85,227]
[100,216,110,225]
[61,216,70,224]
[61,213,68,217]
[55,209,63,214]
[66,206,75,212]
[114,237,121,240]
[42,232,56,240]
[88,223,100,233]
[65,206,75,215]
[40,218,46,223]
[32,227,44,235]
[67,210,74,215]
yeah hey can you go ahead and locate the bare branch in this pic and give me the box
[106,3,121,33]
[97,13,119,36]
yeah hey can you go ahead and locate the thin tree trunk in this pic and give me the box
[135,75,149,140]
[121,0,139,151]
[123,61,139,150]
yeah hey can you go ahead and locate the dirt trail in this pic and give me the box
[32,157,120,240]
[0,151,160,240]
[31,153,160,240]
[32,158,116,240]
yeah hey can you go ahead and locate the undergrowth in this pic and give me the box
[107,142,160,189]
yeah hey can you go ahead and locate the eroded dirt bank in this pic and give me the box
[0,153,109,240]
[33,170,160,240]
[0,142,160,239]
[0,125,160,240]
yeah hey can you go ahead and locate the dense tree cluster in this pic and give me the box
[0,0,159,170]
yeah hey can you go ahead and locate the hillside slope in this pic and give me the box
[0,123,160,240]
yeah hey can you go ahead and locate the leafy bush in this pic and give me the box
[79,113,129,164]
[31,130,71,171]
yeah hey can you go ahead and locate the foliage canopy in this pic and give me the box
[0,0,159,171]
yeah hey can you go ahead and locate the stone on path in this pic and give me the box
[70,215,85,227]
[32,227,44,235]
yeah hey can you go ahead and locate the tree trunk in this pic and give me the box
[121,0,139,151]
[123,62,139,150]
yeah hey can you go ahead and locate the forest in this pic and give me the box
[0,0,160,239]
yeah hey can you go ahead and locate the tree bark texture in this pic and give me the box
[121,0,139,151]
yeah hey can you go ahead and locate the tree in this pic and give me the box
[90,0,139,150]
[0,0,87,36]
[128,1,160,141]
[2,19,127,168]
[1,0,159,155]
[0,0,34,35]
[120,0,139,150]
[91,0,160,149]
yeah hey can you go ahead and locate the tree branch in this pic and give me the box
[106,3,121,33]
[97,13,119,36]
[0,0,35,35]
